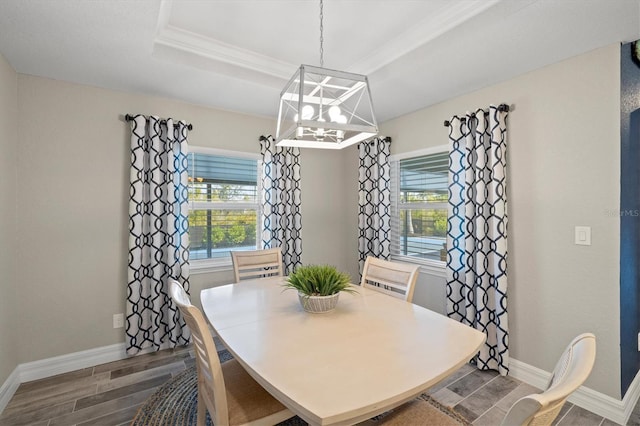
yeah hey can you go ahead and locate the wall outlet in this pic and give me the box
[113,313,124,329]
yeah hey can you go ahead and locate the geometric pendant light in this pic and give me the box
[275,1,378,149]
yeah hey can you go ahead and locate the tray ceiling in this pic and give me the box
[0,0,638,122]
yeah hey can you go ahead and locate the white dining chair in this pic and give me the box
[230,247,283,283]
[367,333,596,426]
[169,280,293,426]
[500,333,596,426]
[360,256,420,302]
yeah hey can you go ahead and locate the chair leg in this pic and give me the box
[196,393,207,426]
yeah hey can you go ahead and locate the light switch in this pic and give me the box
[574,226,591,246]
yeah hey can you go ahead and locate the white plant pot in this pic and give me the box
[298,292,340,313]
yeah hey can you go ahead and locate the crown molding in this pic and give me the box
[154,1,295,83]
[153,0,503,85]
[349,0,502,75]
[155,24,296,81]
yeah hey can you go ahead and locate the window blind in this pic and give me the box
[188,153,258,203]
[391,151,449,264]
[399,152,449,199]
[187,151,260,262]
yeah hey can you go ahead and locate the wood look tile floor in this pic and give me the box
[0,344,637,426]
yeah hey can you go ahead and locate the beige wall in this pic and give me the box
[0,53,18,385]
[13,75,349,363]
[379,44,621,398]
[300,149,356,275]
[342,145,361,280]
[7,43,623,400]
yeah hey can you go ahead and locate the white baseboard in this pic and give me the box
[18,343,127,383]
[0,368,20,414]
[0,343,127,414]
[509,358,640,425]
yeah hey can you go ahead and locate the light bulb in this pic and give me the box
[328,105,341,121]
[302,105,314,120]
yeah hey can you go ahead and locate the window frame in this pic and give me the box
[188,146,263,274]
[390,144,449,275]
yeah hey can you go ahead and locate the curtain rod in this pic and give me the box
[125,114,193,131]
[443,104,510,127]
[367,136,391,145]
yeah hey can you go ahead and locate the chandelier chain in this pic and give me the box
[319,0,324,67]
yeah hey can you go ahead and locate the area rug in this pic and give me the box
[131,349,470,425]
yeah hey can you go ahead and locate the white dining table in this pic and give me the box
[200,276,485,426]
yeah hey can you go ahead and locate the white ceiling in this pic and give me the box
[0,0,638,122]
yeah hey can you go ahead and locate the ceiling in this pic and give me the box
[0,0,638,123]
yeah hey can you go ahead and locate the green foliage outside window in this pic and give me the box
[401,190,447,238]
[400,209,447,238]
[188,181,258,256]
[188,209,257,249]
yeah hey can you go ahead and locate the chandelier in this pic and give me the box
[275,0,378,149]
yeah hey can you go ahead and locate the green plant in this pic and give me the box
[283,265,356,297]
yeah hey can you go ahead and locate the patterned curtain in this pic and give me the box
[260,136,302,274]
[358,137,391,274]
[127,115,191,355]
[446,105,509,375]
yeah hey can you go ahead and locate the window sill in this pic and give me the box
[190,260,233,275]
[390,256,446,278]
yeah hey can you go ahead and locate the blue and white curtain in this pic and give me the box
[260,136,302,274]
[126,115,191,355]
[358,137,391,274]
[446,105,509,375]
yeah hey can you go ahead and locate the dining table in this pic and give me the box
[200,276,485,426]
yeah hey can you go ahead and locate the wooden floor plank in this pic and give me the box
[2,382,97,417]
[48,387,157,426]
[13,367,94,395]
[75,373,171,411]
[77,403,144,426]
[93,344,191,374]
[0,400,75,426]
[8,371,110,406]
[109,351,191,379]
[97,360,186,393]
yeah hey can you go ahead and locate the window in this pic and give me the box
[187,148,261,266]
[391,146,448,265]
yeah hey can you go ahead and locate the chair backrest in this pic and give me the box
[231,247,283,283]
[501,333,596,426]
[359,256,420,302]
[169,280,229,425]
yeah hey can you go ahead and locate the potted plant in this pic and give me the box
[283,264,356,313]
